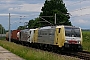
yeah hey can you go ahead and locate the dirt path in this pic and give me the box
[0,46,24,60]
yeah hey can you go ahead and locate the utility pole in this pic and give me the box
[9,13,11,42]
[55,13,56,25]
[24,22,28,29]
[1,25,2,37]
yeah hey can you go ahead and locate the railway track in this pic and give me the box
[29,43,90,60]
[60,51,90,60]
[13,41,90,60]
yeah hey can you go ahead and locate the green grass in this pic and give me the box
[82,31,90,52]
[0,40,79,60]
[0,37,5,40]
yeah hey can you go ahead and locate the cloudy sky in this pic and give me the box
[0,0,90,30]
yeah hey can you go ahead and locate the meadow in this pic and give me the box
[0,40,80,60]
[82,30,90,52]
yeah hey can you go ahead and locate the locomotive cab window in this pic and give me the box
[65,27,81,37]
[34,30,35,33]
[30,31,31,34]
[58,28,61,33]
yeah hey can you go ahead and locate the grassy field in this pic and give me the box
[82,31,90,52]
[0,40,80,60]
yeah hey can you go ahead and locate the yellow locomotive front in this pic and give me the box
[64,26,83,51]
[54,26,83,51]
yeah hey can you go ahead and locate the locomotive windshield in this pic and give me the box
[65,27,81,37]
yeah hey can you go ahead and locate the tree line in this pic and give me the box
[0,24,6,34]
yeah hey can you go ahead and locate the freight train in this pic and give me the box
[6,25,83,51]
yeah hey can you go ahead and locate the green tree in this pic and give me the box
[0,24,6,34]
[28,18,41,29]
[28,19,35,29]
[17,26,25,30]
[39,0,72,26]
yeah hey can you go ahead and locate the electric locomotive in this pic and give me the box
[36,25,83,51]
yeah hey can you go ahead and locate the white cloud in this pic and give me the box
[65,0,90,17]
[8,3,43,12]
[70,19,90,28]
[64,0,78,6]
[70,6,90,16]
[0,0,18,3]
[0,13,19,16]
[74,19,88,24]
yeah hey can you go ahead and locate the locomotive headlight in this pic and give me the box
[65,40,68,43]
[78,41,81,44]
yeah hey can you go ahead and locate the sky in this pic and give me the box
[0,0,90,30]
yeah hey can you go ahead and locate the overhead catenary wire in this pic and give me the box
[64,0,90,18]
[64,0,88,7]
[69,6,90,18]
[64,0,90,13]
[70,13,90,18]
[70,6,90,12]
